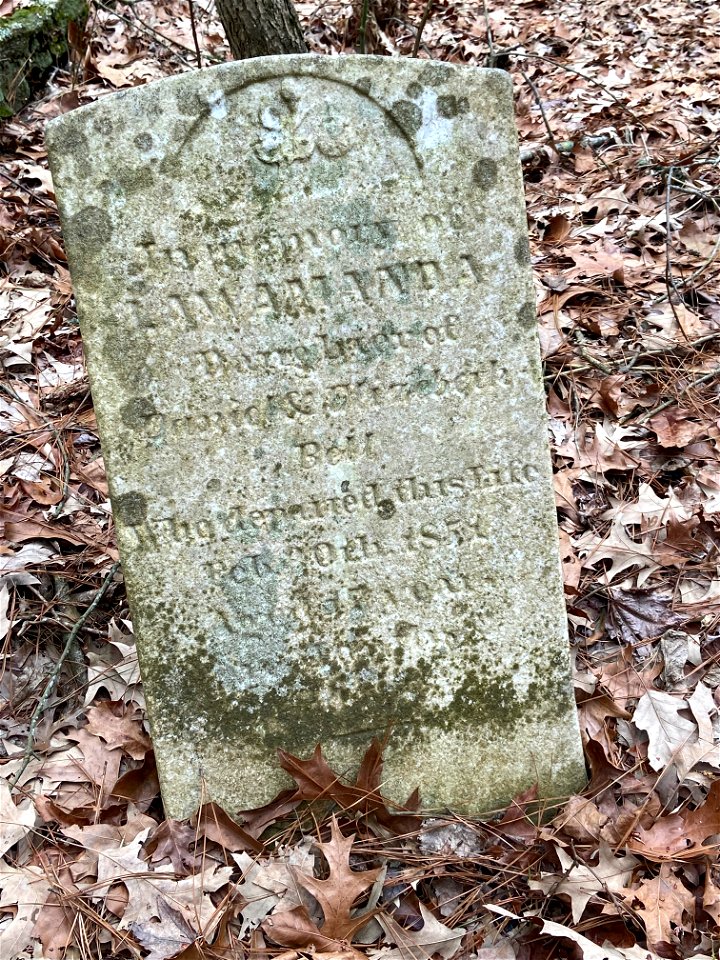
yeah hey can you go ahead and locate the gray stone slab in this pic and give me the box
[46,54,586,819]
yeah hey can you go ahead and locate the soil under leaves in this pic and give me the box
[2,0,720,957]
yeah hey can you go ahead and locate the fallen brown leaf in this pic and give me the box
[291,818,383,940]
[628,780,720,859]
[192,801,264,854]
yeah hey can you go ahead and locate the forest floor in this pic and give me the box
[2,0,720,957]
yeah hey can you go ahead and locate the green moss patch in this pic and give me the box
[0,0,87,117]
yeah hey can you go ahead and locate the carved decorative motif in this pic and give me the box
[253,81,355,165]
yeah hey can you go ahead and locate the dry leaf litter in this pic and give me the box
[1,0,720,957]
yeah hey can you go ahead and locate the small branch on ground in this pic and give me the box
[95,0,197,67]
[411,0,434,58]
[10,561,121,792]
[358,0,370,53]
[519,66,559,156]
[188,0,202,68]
[520,132,614,164]
[481,0,494,64]
[631,368,720,425]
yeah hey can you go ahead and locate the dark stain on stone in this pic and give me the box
[405,81,423,99]
[356,75,372,93]
[377,499,396,519]
[134,132,154,151]
[136,603,574,779]
[472,158,498,189]
[514,235,531,265]
[420,64,450,86]
[114,491,147,527]
[393,99,423,135]
[111,165,156,197]
[121,397,156,427]
[62,128,88,158]
[437,94,469,118]
[517,300,537,329]
[176,90,206,117]
[71,206,112,246]
[485,70,511,99]
[95,117,115,136]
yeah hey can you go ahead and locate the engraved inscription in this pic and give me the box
[122,461,543,549]
[123,250,485,328]
[198,314,459,378]
[295,430,375,468]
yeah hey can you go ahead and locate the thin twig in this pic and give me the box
[10,561,120,792]
[519,67,559,155]
[520,131,614,163]
[669,185,720,290]
[481,0,494,63]
[632,368,720,425]
[0,168,57,210]
[508,50,649,132]
[95,0,195,67]
[411,0,433,58]
[544,330,720,381]
[188,0,202,68]
[358,0,370,53]
[576,346,612,376]
[664,165,686,336]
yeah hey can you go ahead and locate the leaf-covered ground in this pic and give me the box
[2,0,720,957]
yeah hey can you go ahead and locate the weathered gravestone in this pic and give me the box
[47,55,586,818]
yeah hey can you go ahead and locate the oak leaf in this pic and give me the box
[625,864,694,949]
[84,700,151,759]
[85,634,142,706]
[237,787,300,839]
[633,684,720,780]
[376,903,465,960]
[606,588,683,644]
[0,779,36,857]
[92,827,233,933]
[32,895,74,960]
[607,483,692,530]
[192,801,264,853]
[264,904,368,958]
[278,742,420,834]
[0,862,51,959]
[597,646,661,710]
[131,899,198,960]
[144,819,201,874]
[554,795,609,843]
[628,779,720,859]
[702,867,720,925]
[649,409,709,448]
[111,750,160,807]
[64,726,122,793]
[494,782,540,843]
[234,839,314,935]
[575,517,659,584]
[291,818,383,940]
[488,906,636,959]
[529,843,638,923]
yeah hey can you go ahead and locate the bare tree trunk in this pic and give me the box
[215,0,307,60]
